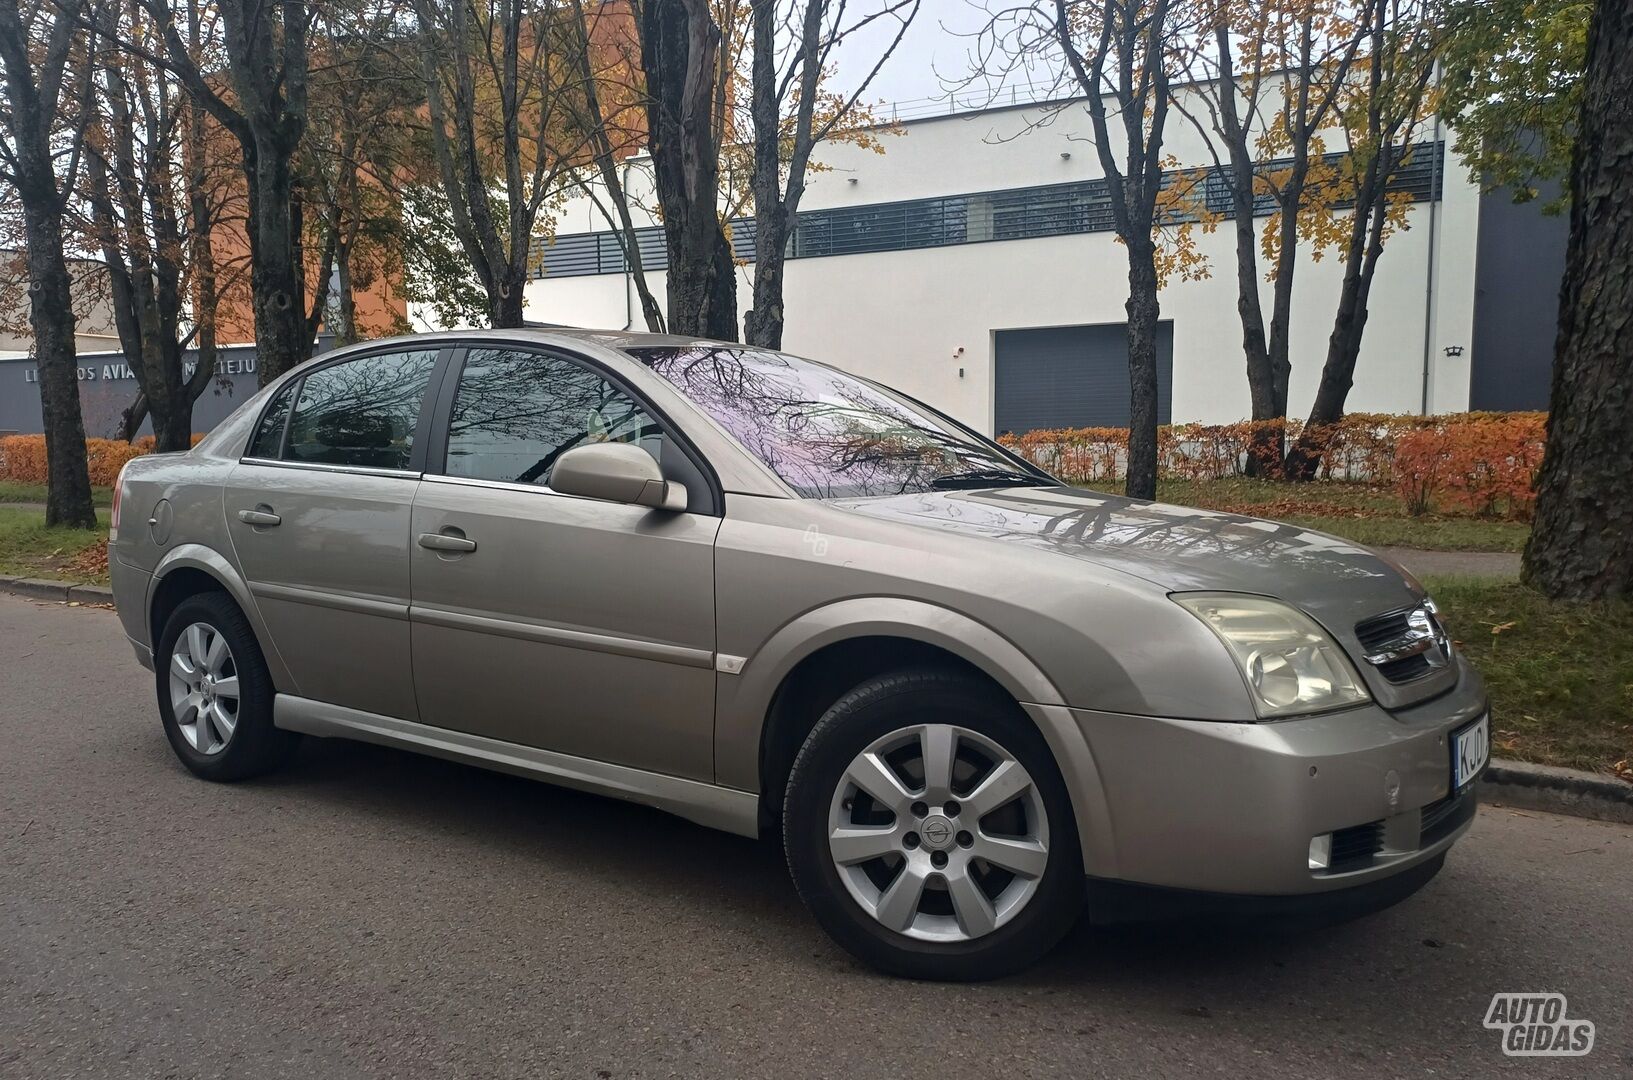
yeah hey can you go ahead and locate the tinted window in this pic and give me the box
[631,346,1047,499]
[283,350,439,469]
[246,384,293,458]
[444,348,665,486]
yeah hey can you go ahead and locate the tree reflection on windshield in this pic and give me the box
[631,346,1048,498]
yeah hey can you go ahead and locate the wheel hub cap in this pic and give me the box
[920,814,955,850]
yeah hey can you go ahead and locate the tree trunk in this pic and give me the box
[246,140,312,385]
[0,3,96,527]
[744,210,789,348]
[1124,238,1162,500]
[641,0,738,340]
[120,392,150,443]
[743,0,789,349]
[332,239,359,346]
[23,206,98,526]
[1523,0,1633,600]
[489,268,528,328]
[1284,176,1389,481]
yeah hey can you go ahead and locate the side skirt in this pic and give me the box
[273,694,760,839]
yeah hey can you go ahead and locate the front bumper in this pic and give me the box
[1068,653,1487,897]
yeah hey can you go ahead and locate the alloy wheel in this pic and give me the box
[168,622,241,755]
[827,723,1050,942]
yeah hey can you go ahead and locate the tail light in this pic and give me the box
[110,463,126,540]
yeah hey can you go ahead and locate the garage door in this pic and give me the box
[994,323,1174,434]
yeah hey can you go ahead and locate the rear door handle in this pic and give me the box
[418,531,477,553]
[237,508,282,527]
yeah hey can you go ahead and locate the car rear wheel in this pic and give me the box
[783,668,1083,980]
[156,592,296,781]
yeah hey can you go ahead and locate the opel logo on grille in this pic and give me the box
[1362,604,1449,669]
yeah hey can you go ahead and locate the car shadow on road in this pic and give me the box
[256,732,804,914]
[248,732,1464,988]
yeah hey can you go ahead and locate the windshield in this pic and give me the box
[629,345,1051,499]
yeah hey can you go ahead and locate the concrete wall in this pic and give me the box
[497,91,1486,433]
[0,346,262,439]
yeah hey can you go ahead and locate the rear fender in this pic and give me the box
[149,544,298,694]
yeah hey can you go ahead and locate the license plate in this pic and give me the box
[1453,715,1490,789]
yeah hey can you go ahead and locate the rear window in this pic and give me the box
[245,384,294,458]
[629,346,1047,498]
[280,350,439,470]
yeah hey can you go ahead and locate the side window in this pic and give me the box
[444,348,665,487]
[245,383,294,459]
[282,350,439,469]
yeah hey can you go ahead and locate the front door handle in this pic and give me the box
[418,531,477,554]
[237,508,281,527]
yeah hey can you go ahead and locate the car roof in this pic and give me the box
[345,326,741,354]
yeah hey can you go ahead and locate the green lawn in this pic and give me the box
[0,506,110,585]
[0,481,114,508]
[1152,477,1529,552]
[1426,576,1632,776]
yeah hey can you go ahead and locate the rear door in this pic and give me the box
[225,346,446,721]
[408,344,720,780]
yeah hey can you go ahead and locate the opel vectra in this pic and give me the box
[108,330,1489,979]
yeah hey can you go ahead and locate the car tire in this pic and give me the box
[783,667,1083,980]
[155,592,296,782]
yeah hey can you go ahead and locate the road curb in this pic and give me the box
[1480,759,1633,824]
[0,576,114,606]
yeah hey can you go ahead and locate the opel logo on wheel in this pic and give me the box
[922,816,953,848]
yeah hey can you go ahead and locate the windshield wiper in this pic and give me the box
[928,469,1045,490]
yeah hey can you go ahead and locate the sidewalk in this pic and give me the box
[1377,547,1521,579]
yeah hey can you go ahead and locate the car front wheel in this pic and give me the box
[783,668,1083,980]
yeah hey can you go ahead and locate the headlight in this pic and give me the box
[1172,593,1371,718]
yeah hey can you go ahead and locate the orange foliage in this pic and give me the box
[1391,414,1546,519]
[1002,413,1547,520]
[0,434,204,487]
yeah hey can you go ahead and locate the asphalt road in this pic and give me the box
[2,593,1629,1080]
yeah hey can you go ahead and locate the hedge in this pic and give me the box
[1000,412,1548,520]
[0,434,204,488]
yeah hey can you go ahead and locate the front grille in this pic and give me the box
[1354,607,1443,684]
[1420,789,1477,846]
[1328,820,1385,872]
[1377,653,1435,682]
[1355,608,1413,652]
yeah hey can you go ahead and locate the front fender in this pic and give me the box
[713,596,1118,876]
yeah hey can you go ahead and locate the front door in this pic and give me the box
[225,347,443,721]
[408,346,720,781]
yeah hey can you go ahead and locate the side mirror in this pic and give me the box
[550,442,688,511]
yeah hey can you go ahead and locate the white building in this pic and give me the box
[430,89,1562,436]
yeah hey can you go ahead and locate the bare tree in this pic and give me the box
[82,0,233,451]
[127,0,316,386]
[1182,0,1369,473]
[415,0,596,328]
[1053,0,1187,499]
[1283,0,1439,479]
[0,0,98,527]
[742,0,918,348]
[639,0,739,340]
[565,0,665,332]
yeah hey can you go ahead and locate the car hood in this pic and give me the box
[828,485,1426,636]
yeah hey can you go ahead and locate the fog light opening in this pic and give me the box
[1308,833,1333,871]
